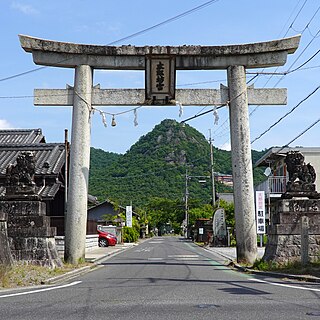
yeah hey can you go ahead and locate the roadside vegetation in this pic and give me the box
[0,262,89,289]
[252,258,320,278]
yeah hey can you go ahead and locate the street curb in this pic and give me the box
[201,245,234,264]
[43,243,138,285]
[43,266,93,285]
[201,244,320,283]
[233,263,320,283]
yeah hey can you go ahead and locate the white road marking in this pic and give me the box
[148,241,164,244]
[250,278,320,292]
[148,258,164,261]
[168,255,199,258]
[134,247,153,252]
[0,281,82,299]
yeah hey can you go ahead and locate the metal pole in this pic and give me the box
[209,130,216,208]
[185,168,189,238]
[64,129,68,215]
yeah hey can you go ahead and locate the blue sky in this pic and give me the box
[1,0,319,154]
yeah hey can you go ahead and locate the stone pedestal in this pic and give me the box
[0,212,13,266]
[0,200,62,268]
[263,199,320,264]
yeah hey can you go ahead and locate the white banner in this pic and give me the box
[255,191,266,234]
[126,205,132,228]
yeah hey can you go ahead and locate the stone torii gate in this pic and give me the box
[19,34,300,265]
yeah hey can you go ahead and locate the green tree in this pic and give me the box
[188,204,213,226]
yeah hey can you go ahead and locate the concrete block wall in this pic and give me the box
[55,235,99,258]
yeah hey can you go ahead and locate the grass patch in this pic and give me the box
[252,258,320,278]
[0,261,91,289]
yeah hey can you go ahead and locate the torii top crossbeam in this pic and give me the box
[19,34,300,69]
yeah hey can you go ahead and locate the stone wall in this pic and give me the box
[264,199,320,264]
[0,200,62,268]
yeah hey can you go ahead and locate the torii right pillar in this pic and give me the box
[228,65,257,264]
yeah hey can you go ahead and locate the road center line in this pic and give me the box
[0,281,82,299]
[250,278,320,292]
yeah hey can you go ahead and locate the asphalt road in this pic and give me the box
[0,236,320,320]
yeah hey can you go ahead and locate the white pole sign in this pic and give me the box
[126,205,132,228]
[255,191,266,234]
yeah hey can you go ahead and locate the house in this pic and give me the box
[0,129,68,235]
[215,173,233,187]
[88,199,139,225]
[254,147,320,219]
[0,129,139,238]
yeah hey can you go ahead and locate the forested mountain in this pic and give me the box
[89,119,267,208]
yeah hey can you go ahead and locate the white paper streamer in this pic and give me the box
[177,101,183,117]
[100,111,107,127]
[213,107,219,125]
[134,109,138,126]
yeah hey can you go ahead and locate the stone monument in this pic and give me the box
[263,151,320,264]
[0,152,62,268]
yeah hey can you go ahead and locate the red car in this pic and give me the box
[98,229,117,247]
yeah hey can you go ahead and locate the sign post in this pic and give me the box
[126,205,133,228]
[255,191,266,247]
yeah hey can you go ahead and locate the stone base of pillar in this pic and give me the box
[263,199,320,264]
[0,212,13,267]
[0,200,63,268]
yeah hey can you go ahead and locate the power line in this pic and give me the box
[286,0,309,36]
[284,117,320,147]
[0,0,220,83]
[251,84,320,144]
[107,0,220,45]
[275,117,320,155]
[278,0,306,37]
[0,66,47,83]
[290,4,320,34]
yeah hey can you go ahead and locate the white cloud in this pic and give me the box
[11,2,39,15]
[220,142,231,151]
[0,119,13,129]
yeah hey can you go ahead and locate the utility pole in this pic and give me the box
[184,168,189,238]
[209,130,216,208]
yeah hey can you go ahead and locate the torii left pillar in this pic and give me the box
[65,65,93,263]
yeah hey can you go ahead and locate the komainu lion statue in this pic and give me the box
[282,151,319,198]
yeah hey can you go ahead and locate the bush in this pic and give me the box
[122,226,139,243]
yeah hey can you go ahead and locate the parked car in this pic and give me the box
[97,229,117,247]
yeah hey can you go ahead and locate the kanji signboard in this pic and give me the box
[255,191,266,234]
[145,55,175,104]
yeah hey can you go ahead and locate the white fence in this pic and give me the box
[55,235,99,257]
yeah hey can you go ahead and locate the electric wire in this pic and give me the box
[0,0,220,83]
[106,0,220,45]
[251,84,320,144]
[275,117,320,155]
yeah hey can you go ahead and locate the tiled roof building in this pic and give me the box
[0,129,67,235]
